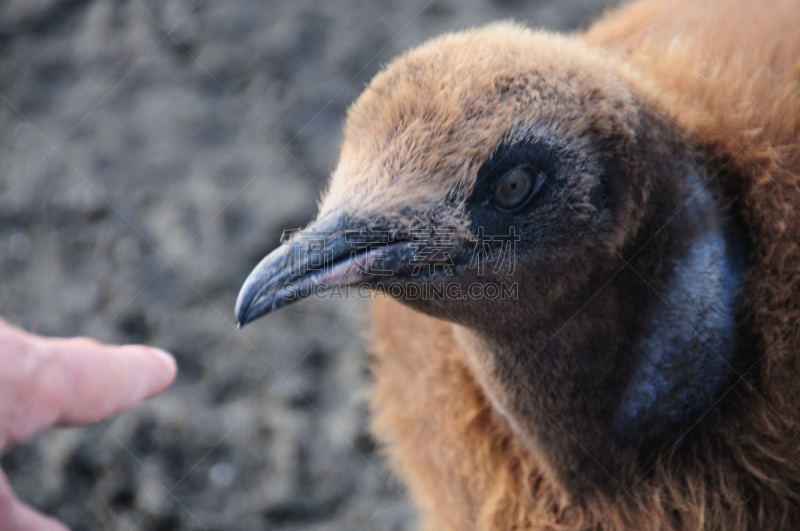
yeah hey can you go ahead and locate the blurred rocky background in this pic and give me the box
[0,0,620,529]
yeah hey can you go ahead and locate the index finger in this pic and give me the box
[4,331,176,445]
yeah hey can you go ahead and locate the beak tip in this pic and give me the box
[235,302,259,328]
[234,286,257,329]
[235,283,279,329]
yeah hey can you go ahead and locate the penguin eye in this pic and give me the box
[492,165,542,211]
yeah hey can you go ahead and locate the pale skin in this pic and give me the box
[0,318,177,530]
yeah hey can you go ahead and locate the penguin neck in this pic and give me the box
[452,166,748,496]
[616,168,748,435]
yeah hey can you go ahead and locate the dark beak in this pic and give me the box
[235,211,445,327]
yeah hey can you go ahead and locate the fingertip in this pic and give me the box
[121,345,178,398]
[150,347,178,382]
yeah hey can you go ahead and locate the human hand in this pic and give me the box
[0,318,177,530]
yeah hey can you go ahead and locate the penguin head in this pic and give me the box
[236,24,657,328]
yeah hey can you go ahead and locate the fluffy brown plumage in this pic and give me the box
[236,0,800,528]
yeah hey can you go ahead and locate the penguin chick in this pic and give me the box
[236,0,800,528]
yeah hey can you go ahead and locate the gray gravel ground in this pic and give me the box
[0,1,620,529]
